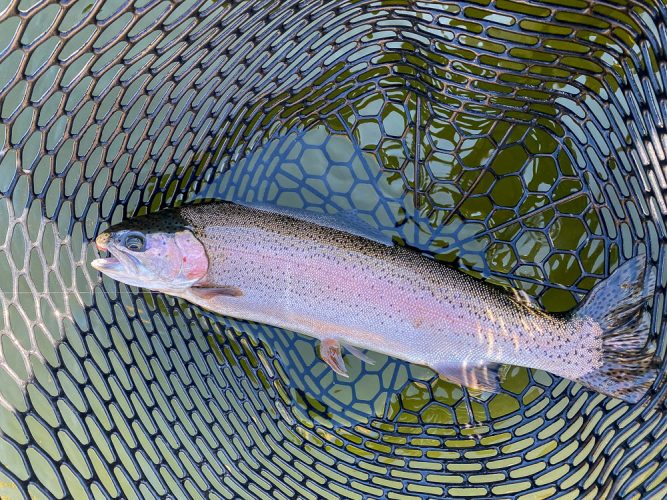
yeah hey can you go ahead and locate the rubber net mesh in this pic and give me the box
[0,0,666,498]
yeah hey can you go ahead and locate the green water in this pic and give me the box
[0,0,664,497]
[192,87,615,429]
[0,61,628,498]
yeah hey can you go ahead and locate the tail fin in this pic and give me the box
[573,253,659,403]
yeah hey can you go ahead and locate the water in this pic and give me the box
[181,87,614,432]
[0,65,637,500]
[0,0,664,497]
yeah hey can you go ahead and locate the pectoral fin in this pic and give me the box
[434,360,508,393]
[191,286,244,300]
[319,339,348,377]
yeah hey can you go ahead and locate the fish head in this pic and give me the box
[91,212,208,292]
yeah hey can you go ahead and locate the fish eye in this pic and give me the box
[123,232,146,252]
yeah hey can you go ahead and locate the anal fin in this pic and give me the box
[434,360,508,393]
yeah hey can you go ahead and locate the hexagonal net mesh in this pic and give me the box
[0,0,666,498]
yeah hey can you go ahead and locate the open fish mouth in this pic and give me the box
[90,255,123,273]
[91,241,139,275]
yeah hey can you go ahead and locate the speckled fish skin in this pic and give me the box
[183,204,600,375]
[93,201,658,403]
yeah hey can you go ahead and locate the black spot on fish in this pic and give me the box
[109,208,191,236]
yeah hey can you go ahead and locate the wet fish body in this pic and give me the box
[92,202,657,402]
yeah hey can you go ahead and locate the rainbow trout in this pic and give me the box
[92,202,657,403]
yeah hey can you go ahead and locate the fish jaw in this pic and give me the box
[90,255,122,273]
[95,232,110,252]
[91,242,144,286]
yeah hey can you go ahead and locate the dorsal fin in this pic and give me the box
[510,288,544,314]
[234,200,395,247]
